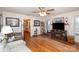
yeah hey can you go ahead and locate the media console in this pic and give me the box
[51,30,67,41]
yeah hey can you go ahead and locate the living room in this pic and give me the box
[0,7,79,52]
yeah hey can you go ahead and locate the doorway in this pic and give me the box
[23,19,30,41]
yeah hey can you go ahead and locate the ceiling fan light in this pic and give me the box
[43,12,46,15]
[39,12,46,16]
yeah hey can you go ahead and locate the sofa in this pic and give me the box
[0,39,31,52]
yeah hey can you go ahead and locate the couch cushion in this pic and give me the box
[7,40,31,52]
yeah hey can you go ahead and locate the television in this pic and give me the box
[53,23,64,30]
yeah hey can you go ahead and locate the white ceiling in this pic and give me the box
[0,7,79,16]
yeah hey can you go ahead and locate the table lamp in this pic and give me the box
[1,26,13,47]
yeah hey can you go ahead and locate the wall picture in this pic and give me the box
[54,17,64,23]
[34,20,40,26]
[6,17,19,27]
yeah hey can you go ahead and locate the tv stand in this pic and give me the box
[51,30,67,41]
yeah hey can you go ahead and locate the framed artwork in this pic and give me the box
[34,20,40,26]
[54,17,64,23]
[6,17,19,27]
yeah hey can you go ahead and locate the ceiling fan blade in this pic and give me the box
[38,7,45,12]
[46,12,50,15]
[38,7,42,11]
[47,9,54,11]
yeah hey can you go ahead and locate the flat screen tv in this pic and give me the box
[53,23,64,30]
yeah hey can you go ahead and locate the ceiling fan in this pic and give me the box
[32,7,54,16]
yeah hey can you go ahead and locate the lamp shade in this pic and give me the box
[1,26,13,34]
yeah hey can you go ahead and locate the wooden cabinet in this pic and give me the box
[67,36,75,44]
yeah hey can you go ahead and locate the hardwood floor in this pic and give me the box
[25,36,79,52]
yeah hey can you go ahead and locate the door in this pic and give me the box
[74,16,79,42]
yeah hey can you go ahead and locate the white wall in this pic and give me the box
[2,11,41,37]
[29,16,41,36]
[2,11,28,33]
[52,10,79,36]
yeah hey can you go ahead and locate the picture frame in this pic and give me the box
[54,17,64,23]
[34,20,40,26]
[6,17,19,27]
